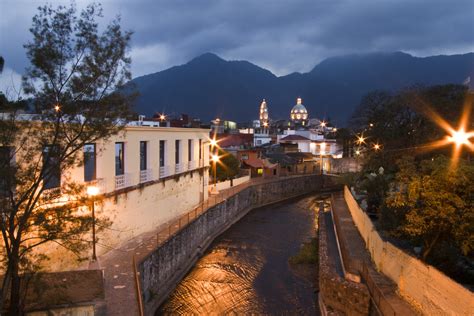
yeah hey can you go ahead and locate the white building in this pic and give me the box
[277,97,342,158]
[1,116,210,270]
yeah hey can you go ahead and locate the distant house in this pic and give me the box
[217,133,254,155]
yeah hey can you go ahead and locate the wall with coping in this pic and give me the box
[344,186,474,315]
[139,174,329,315]
[214,174,250,191]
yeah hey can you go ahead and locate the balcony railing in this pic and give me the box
[159,166,171,178]
[115,173,131,190]
[140,169,153,183]
[188,160,196,170]
[175,163,183,174]
[42,187,61,200]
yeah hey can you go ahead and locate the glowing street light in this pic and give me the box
[210,138,218,148]
[373,143,381,151]
[87,185,100,197]
[356,135,366,145]
[320,121,327,127]
[87,185,100,261]
[54,104,60,112]
[159,114,166,121]
[448,128,472,147]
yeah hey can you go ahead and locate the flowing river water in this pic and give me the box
[158,194,328,315]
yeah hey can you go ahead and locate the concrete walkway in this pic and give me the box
[331,191,417,315]
[98,177,268,315]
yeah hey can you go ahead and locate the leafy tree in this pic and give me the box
[0,3,134,314]
[350,85,472,172]
[213,149,240,182]
[386,156,474,261]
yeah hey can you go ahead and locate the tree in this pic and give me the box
[0,3,134,314]
[385,156,474,261]
[214,149,240,182]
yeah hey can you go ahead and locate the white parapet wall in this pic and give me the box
[343,186,474,315]
[214,175,251,191]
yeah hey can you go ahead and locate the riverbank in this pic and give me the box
[158,195,326,315]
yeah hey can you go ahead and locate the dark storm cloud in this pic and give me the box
[1,0,473,89]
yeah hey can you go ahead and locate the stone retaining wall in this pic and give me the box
[138,175,329,315]
[318,209,370,315]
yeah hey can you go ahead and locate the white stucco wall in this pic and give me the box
[37,126,211,271]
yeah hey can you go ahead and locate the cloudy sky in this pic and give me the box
[1,0,473,93]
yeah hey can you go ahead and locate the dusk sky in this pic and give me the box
[1,0,473,93]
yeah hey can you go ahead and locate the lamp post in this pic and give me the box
[211,154,219,194]
[87,185,100,261]
[209,136,220,194]
[320,142,326,174]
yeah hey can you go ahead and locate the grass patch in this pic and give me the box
[289,237,318,265]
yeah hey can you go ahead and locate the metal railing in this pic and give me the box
[115,173,131,190]
[139,169,153,183]
[42,186,61,199]
[188,160,197,170]
[175,163,183,174]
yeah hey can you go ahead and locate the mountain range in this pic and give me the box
[128,51,474,125]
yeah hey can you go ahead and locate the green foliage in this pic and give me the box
[0,3,133,313]
[359,168,391,214]
[289,237,318,265]
[213,149,240,182]
[386,156,474,261]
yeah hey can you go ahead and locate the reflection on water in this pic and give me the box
[158,195,326,315]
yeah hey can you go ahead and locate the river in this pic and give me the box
[158,194,327,315]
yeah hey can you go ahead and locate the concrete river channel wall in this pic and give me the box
[138,174,332,315]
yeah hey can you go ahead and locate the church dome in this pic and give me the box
[290,98,308,123]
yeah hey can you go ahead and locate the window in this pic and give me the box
[199,139,202,159]
[188,139,192,161]
[140,141,147,171]
[175,140,180,164]
[84,144,96,182]
[115,142,125,176]
[0,146,14,194]
[159,140,165,167]
[42,145,60,189]
[241,154,249,160]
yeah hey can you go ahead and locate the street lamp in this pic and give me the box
[87,185,100,261]
[356,135,366,145]
[448,128,472,147]
[320,142,326,174]
[211,154,219,194]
